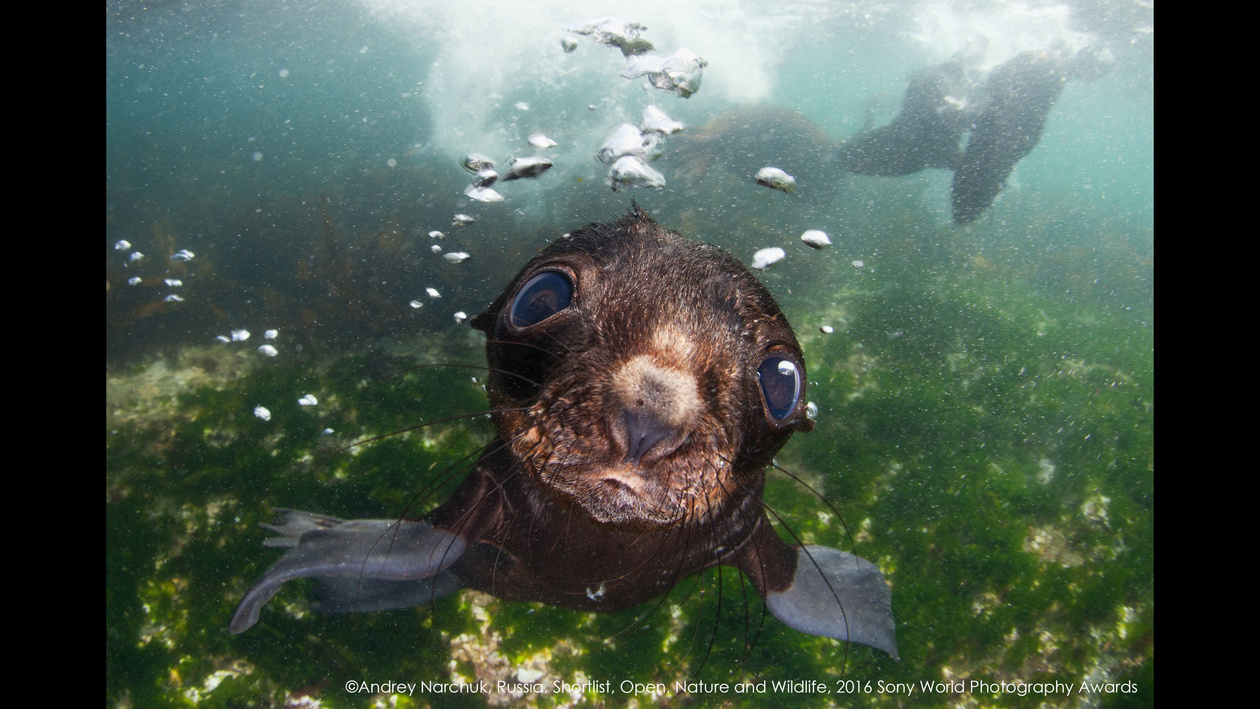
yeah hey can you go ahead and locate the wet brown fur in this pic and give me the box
[429,206,815,611]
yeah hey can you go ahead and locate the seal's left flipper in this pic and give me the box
[764,544,899,660]
[229,509,467,633]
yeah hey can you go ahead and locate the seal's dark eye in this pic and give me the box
[508,271,572,329]
[758,354,802,420]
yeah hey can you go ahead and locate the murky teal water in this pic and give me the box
[107,2,1153,706]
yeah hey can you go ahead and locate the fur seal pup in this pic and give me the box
[229,206,898,660]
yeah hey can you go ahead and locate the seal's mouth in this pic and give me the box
[535,464,684,528]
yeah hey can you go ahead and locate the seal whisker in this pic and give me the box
[379,361,545,390]
[337,407,528,455]
[722,464,856,672]
[769,460,860,573]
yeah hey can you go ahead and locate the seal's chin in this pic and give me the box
[539,463,686,528]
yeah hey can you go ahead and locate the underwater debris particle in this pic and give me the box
[253,406,271,421]
[298,394,318,407]
[452,214,476,227]
[1082,494,1111,526]
[453,311,468,324]
[852,259,865,268]
[257,344,278,357]
[129,251,145,262]
[430,244,443,253]
[409,300,424,309]
[428,230,445,239]
[164,278,183,287]
[215,335,230,343]
[171,249,195,261]
[1037,457,1056,483]
[820,325,834,334]
[164,294,184,302]
[114,240,131,250]
[751,247,785,269]
[806,401,818,420]
[230,329,250,342]
[515,102,530,111]
[127,277,142,286]
[264,329,278,340]
[561,37,578,53]
[444,252,471,263]
[516,668,544,683]
[426,287,441,299]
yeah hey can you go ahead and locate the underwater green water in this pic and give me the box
[107,2,1153,707]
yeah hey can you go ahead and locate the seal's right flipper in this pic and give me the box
[229,509,467,634]
[307,569,463,614]
[765,544,899,660]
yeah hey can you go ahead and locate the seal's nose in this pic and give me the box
[622,408,675,465]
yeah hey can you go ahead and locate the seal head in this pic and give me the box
[472,205,814,530]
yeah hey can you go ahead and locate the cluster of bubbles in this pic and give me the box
[114,240,196,303]
[447,16,709,206]
[459,143,556,204]
[563,19,703,192]
[565,19,708,99]
[595,105,683,191]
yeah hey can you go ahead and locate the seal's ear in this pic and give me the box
[471,308,495,333]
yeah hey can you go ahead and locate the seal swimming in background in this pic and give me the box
[836,57,972,177]
[679,50,1097,223]
[951,52,1068,224]
[230,205,899,660]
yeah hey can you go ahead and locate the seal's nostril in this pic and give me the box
[622,409,674,465]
